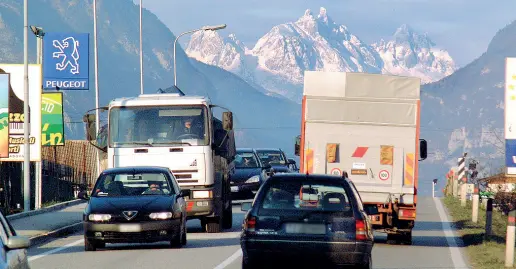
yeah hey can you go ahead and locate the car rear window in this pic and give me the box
[258,179,352,214]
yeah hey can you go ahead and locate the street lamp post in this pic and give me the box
[30,25,44,210]
[23,0,30,212]
[139,0,143,95]
[93,0,101,177]
[173,24,226,87]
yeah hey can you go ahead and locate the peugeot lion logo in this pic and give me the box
[122,211,138,221]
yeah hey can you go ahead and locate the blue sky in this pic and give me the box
[136,0,516,67]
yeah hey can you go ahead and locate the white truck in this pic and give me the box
[88,91,236,233]
[294,71,427,244]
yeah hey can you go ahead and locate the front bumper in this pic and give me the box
[230,182,260,194]
[84,219,181,243]
[241,238,371,266]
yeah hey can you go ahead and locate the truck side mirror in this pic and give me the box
[83,114,97,140]
[419,139,427,160]
[294,135,300,156]
[222,112,233,131]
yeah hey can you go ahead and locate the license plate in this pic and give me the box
[285,223,326,235]
[231,186,239,192]
[119,224,141,232]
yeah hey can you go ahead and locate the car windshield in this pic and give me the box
[234,152,260,168]
[108,105,209,147]
[258,179,352,214]
[92,172,174,197]
[256,150,286,166]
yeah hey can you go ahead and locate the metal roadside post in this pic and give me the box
[472,183,479,223]
[505,209,516,267]
[432,178,437,198]
[484,198,493,240]
[461,184,467,207]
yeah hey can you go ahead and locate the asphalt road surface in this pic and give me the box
[27,197,469,269]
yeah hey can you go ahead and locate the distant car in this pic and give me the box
[0,211,30,269]
[78,166,188,251]
[240,173,376,268]
[254,148,296,175]
[229,148,271,199]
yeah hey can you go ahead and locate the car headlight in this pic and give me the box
[245,175,260,184]
[149,212,173,220]
[88,214,111,222]
[192,190,212,199]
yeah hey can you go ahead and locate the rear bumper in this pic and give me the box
[84,219,181,243]
[184,198,220,219]
[241,238,372,266]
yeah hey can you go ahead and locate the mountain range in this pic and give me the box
[186,7,457,103]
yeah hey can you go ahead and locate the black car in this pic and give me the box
[229,148,271,199]
[240,173,376,268]
[78,166,188,251]
[254,148,296,175]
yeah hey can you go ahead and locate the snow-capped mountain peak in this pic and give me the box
[373,24,456,83]
[185,7,457,103]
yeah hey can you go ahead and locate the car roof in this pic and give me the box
[267,173,348,182]
[255,148,283,152]
[101,166,171,175]
[236,148,256,153]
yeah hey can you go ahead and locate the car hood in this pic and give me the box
[270,165,290,172]
[87,195,175,214]
[231,168,262,181]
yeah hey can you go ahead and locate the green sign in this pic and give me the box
[41,92,64,146]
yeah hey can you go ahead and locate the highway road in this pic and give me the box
[27,197,469,269]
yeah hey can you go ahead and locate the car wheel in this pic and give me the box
[242,258,260,269]
[181,221,187,246]
[358,255,372,269]
[84,238,96,252]
[170,225,183,248]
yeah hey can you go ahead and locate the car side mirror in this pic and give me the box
[419,139,427,160]
[294,135,300,156]
[179,189,191,198]
[288,159,296,165]
[365,207,379,215]
[5,236,30,250]
[241,202,252,212]
[222,111,233,131]
[78,191,90,200]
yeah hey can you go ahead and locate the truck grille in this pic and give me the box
[172,169,199,184]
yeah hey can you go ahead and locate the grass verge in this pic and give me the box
[443,196,513,269]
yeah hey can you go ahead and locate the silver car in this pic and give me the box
[0,212,30,269]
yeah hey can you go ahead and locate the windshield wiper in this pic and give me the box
[152,141,192,146]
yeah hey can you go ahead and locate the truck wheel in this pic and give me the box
[206,219,222,233]
[223,205,233,229]
[401,231,412,245]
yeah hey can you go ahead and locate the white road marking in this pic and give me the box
[434,197,469,268]
[213,248,242,269]
[28,238,84,262]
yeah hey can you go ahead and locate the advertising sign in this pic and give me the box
[41,92,65,146]
[43,32,89,90]
[504,58,516,176]
[0,64,42,161]
[0,73,9,157]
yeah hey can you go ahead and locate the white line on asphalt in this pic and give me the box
[28,239,84,262]
[434,197,469,269]
[213,248,242,269]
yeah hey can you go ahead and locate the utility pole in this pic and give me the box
[23,0,31,212]
[139,0,143,95]
[93,0,101,177]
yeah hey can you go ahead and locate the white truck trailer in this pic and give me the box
[89,91,236,233]
[294,71,427,244]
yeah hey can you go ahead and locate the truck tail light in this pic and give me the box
[398,208,416,218]
[244,216,256,232]
[356,219,367,241]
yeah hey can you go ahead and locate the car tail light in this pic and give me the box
[356,219,367,240]
[244,216,256,232]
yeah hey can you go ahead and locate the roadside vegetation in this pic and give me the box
[443,196,513,269]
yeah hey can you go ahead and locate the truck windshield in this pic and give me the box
[108,105,209,147]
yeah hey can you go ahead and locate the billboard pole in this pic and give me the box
[23,0,31,212]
